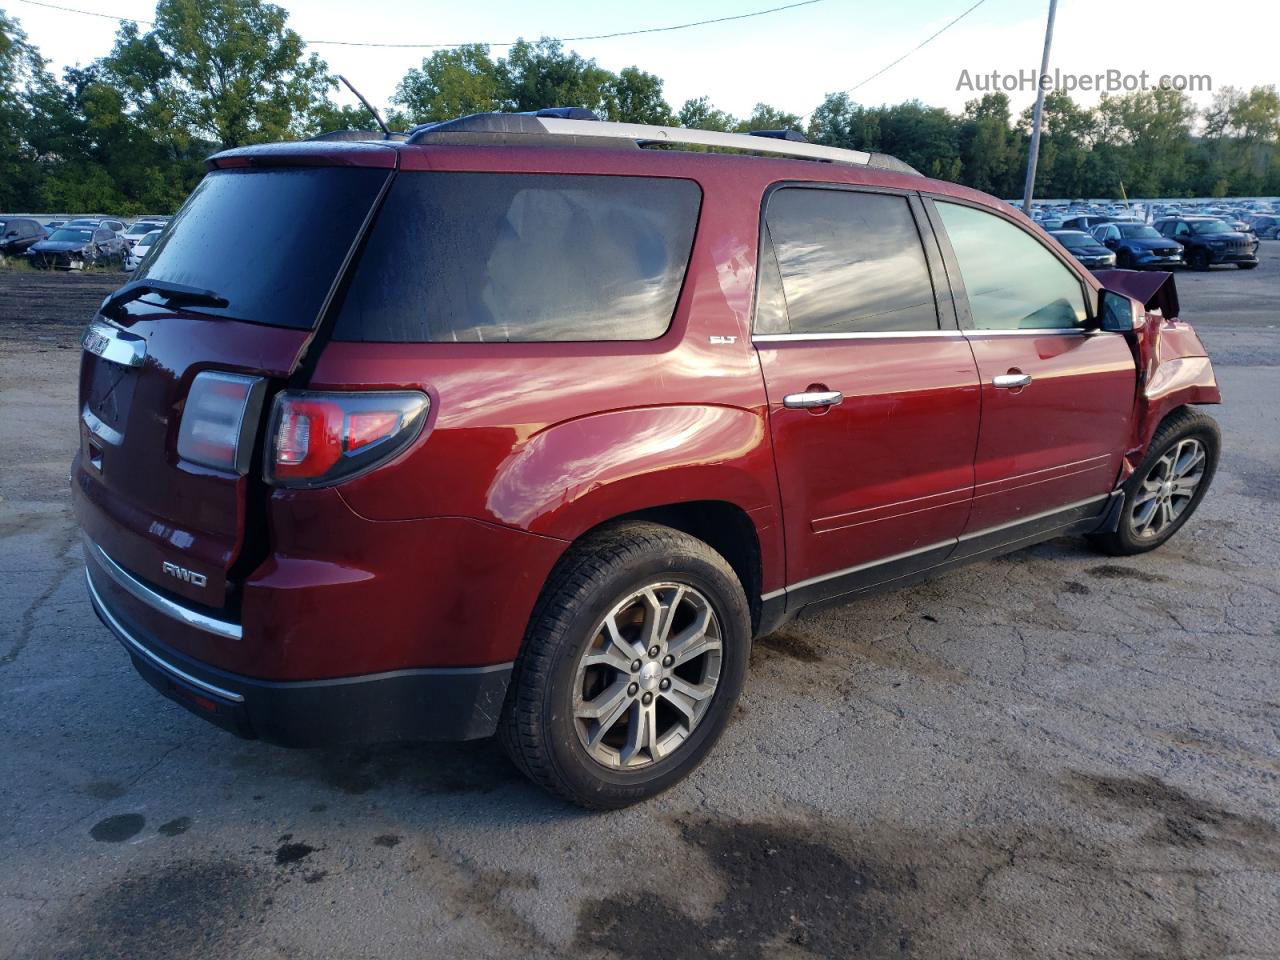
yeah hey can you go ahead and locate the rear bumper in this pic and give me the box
[85,561,512,747]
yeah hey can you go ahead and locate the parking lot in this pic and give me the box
[1,249,1278,959]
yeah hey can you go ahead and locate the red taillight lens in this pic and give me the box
[176,371,266,474]
[265,391,429,488]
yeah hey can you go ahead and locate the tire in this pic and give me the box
[1189,248,1212,271]
[1088,408,1220,557]
[1116,250,1133,269]
[1237,262,1258,270]
[499,521,751,809]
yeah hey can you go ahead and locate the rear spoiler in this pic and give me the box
[1093,269,1180,321]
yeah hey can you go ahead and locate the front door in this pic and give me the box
[929,199,1137,545]
[753,186,981,605]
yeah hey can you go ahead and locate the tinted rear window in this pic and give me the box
[137,167,389,329]
[333,173,701,342]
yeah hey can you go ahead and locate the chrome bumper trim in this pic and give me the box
[83,536,242,641]
[86,568,245,703]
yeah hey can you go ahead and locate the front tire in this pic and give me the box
[1237,262,1258,270]
[1189,248,1212,271]
[500,522,751,809]
[1089,408,1220,556]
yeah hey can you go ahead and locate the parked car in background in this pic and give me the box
[74,113,1223,808]
[1091,222,1185,269]
[1061,214,1119,232]
[123,228,161,270]
[27,225,127,269]
[66,218,126,238]
[1049,229,1116,269]
[1247,214,1280,239]
[43,219,66,231]
[123,219,168,248]
[0,217,48,258]
[1155,216,1260,270]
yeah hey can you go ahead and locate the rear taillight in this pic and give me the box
[264,391,429,488]
[176,371,266,474]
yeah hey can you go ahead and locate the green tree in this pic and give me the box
[676,96,736,132]
[103,0,331,151]
[498,38,614,114]
[393,44,502,125]
[604,67,672,124]
[959,93,1017,196]
[0,8,47,209]
[736,102,802,133]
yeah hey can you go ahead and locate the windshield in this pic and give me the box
[127,222,159,235]
[1119,225,1161,239]
[138,231,160,246]
[1191,220,1232,235]
[48,229,92,242]
[138,166,390,329]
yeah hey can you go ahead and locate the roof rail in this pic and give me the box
[407,112,920,174]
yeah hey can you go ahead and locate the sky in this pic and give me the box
[7,0,1279,122]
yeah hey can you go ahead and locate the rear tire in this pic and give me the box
[1088,408,1219,557]
[499,522,751,809]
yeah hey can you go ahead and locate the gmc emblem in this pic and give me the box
[162,561,208,588]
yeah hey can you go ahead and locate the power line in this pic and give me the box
[12,0,827,49]
[842,0,987,95]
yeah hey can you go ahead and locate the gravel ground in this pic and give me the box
[1,248,1278,960]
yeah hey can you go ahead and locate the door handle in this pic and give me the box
[783,390,843,409]
[992,373,1032,389]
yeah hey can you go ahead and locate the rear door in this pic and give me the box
[927,198,1136,547]
[75,159,394,609]
[753,186,981,604]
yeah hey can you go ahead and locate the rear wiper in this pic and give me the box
[100,279,229,319]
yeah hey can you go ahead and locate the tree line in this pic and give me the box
[3,0,1278,215]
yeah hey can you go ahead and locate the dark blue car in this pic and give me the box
[1092,222,1185,269]
[1049,229,1116,270]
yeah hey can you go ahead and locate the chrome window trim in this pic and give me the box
[81,406,124,446]
[82,321,146,368]
[85,568,245,702]
[84,537,242,641]
[959,328,1090,337]
[753,330,967,342]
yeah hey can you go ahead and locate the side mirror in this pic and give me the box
[1098,290,1137,332]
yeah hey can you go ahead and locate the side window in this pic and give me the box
[333,173,701,343]
[95,229,112,242]
[760,188,939,334]
[936,201,1088,331]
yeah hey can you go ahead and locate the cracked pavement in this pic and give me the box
[1,251,1278,959]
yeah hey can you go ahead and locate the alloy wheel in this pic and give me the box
[572,582,723,770]
[1129,438,1207,539]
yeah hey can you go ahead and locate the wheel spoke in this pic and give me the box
[619,701,657,766]
[577,677,632,722]
[1133,498,1160,532]
[603,612,645,661]
[668,676,715,703]
[667,607,716,667]
[1133,483,1160,506]
[1170,475,1201,497]
[582,646,634,673]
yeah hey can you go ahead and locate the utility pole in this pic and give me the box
[1021,0,1059,215]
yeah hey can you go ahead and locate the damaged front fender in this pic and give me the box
[1096,270,1221,477]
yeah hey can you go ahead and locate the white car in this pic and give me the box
[123,219,168,248]
[124,228,162,271]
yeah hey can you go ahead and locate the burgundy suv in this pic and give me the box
[75,113,1221,808]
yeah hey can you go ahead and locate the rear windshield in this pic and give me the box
[333,173,702,342]
[137,167,389,329]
